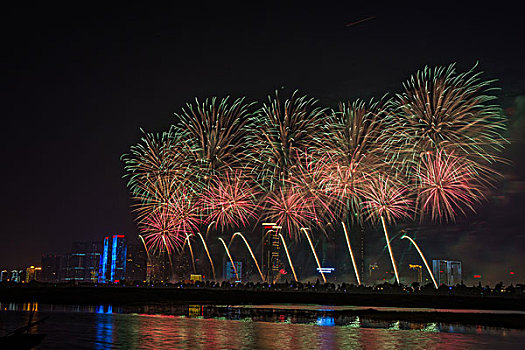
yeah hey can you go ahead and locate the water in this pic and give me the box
[1,303,524,349]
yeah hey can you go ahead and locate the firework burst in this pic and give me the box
[248,90,329,190]
[263,186,317,240]
[173,96,255,182]
[416,150,483,222]
[388,63,507,169]
[140,206,185,254]
[200,171,260,230]
[361,174,412,225]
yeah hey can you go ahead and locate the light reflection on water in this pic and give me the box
[0,303,524,349]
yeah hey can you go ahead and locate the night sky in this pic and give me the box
[1,4,524,284]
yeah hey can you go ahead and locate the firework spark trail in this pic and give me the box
[342,221,361,285]
[230,232,265,282]
[416,150,483,222]
[219,237,239,280]
[182,234,197,274]
[401,234,438,288]
[381,216,399,284]
[195,231,216,280]
[300,228,326,283]
[278,233,298,282]
[361,175,412,284]
[200,171,260,231]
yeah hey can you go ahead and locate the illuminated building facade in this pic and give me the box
[225,261,243,281]
[25,266,41,282]
[432,260,462,286]
[64,241,102,282]
[262,223,281,282]
[98,235,127,283]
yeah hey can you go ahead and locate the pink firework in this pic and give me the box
[169,189,202,236]
[288,151,337,226]
[200,171,260,230]
[416,150,482,222]
[263,186,317,241]
[321,154,366,221]
[140,205,185,254]
[361,174,412,225]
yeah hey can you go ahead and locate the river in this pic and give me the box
[1,303,523,349]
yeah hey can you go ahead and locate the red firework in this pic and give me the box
[140,205,185,254]
[361,174,412,224]
[200,171,260,230]
[416,150,482,222]
[263,186,317,241]
[288,151,337,226]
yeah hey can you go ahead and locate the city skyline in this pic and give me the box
[1,4,524,285]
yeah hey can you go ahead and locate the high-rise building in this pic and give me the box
[262,223,281,283]
[10,270,21,283]
[25,266,41,282]
[98,235,127,283]
[126,243,147,282]
[225,261,243,281]
[148,251,171,283]
[41,254,61,282]
[64,241,102,282]
[432,260,462,286]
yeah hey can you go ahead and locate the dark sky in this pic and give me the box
[1,4,524,283]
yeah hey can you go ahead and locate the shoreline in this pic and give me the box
[1,285,523,310]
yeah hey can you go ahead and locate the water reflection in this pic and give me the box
[1,303,524,349]
[95,312,113,349]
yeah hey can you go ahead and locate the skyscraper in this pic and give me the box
[262,223,281,283]
[432,260,462,286]
[98,235,127,283]
[64,241,102,282]
[41,254,61,282]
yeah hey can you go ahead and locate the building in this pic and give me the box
[262,223,281,282]
[147,251,172,283]
[41,254,61,282]
[432,260,462,286]
[10,270,21,283]
[63,241,103,282]
[98,235,127,283]
[1,270,8,281]
[125,243,147,282]
[224,261,243,281]
[25,266,41,282]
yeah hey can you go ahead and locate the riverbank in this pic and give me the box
[1,285,524,311]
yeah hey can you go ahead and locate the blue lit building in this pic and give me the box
[98,235,127,283]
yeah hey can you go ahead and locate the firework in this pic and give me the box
[361,174,412,225]
[388,63,507,170]
[361,174,412,284]
[401,234,438,288]
[200,171,260,231]
[263,186,317,240]
[288,151,336,228]
[415,150,483,222]
[173,96,255,182]
[248,90,329,190]
[321,99,390,222]
[140,205,185,254]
